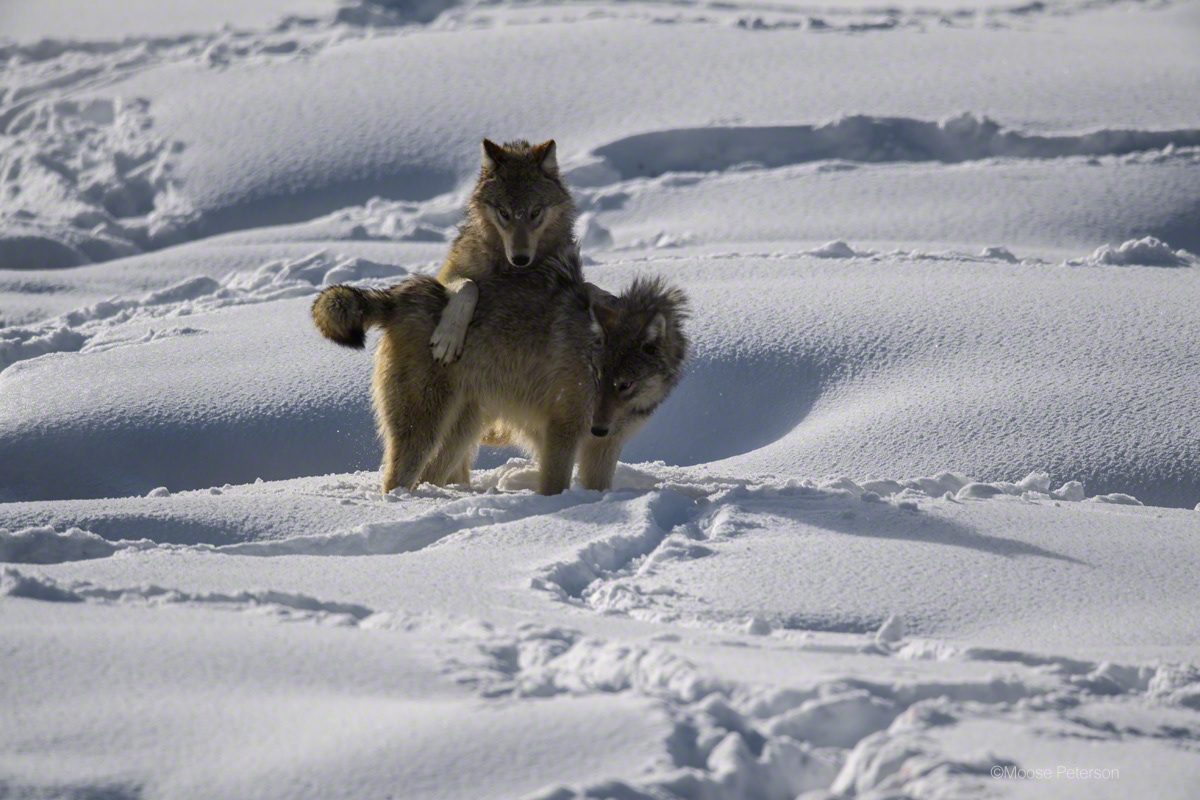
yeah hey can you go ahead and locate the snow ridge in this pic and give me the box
[0,250,405,371]
[526,469,1110,620]
[0,466,1140,566]
[217,489,603,557]
[577,113,1200,182]
[0,566,375,622]
[0,525,157,564]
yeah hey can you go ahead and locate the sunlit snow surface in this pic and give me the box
[2,0,1200,798]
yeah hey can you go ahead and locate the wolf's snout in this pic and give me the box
[510,254,531,267]
[591,426,609,437]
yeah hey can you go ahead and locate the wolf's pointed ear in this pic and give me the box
[643,312,667,344]
[593,302,620,332]
[482,139,506,170]
[533,139,558,173]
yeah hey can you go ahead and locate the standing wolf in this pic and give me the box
[429,138,576,364]
[312,249,689,495]
[315,251,598,495]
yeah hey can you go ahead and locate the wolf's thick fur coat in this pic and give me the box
[313,253,602,495]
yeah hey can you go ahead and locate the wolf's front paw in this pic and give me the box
[430,318,467,365]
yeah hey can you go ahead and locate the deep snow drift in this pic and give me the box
[2,0,1200,798]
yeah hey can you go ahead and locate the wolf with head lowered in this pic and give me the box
[312,140,689,495]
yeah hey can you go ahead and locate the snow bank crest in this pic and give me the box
[218,489,600,557]
[0,525,156,564]
[1065,236,1197,268]
[584,114,1200,181]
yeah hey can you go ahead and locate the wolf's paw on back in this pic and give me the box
[428,280,478,365]
[429,315,468,364]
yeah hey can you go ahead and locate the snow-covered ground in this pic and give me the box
[3,0,1199,798]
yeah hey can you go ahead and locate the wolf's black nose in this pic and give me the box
[591,426,609,437]
[511,254,531,267]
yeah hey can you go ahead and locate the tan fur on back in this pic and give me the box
[369,260,601,495]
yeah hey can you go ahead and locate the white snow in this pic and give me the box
[3,0,1200,798]
[1066,235,1199,268]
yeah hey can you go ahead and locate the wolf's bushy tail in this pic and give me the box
[311,285,396,349]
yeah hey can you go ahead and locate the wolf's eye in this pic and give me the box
[617,381,633,392]
[530,206,543,221]
[495,207,510,223]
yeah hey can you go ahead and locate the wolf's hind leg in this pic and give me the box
[419,403,483,487]
[376,375,458,494]
[380,406,445,494]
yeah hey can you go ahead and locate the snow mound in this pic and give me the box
[0,526,156,564]
[0,566,83,602]
[1066,236,1198,267]
[979,245,1019,263]
[0,97,199,268]
[0,466,1112,565]
[577,212,615,251]
[583,114,1200,180]
[0,325,87,368]
[947,471,1102,503]
[1089,492,1144,506]
[805,240,862,259]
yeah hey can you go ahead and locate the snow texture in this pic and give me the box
[3,0,1200,798]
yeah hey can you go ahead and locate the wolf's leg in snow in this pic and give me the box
[536,420,583,495]
[419,403,483,487]
[380,393,465,493]
[577,433,625,491]
[430,278,478,365]
[375,332,459,493]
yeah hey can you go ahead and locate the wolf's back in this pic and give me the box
[312,277,445,348]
